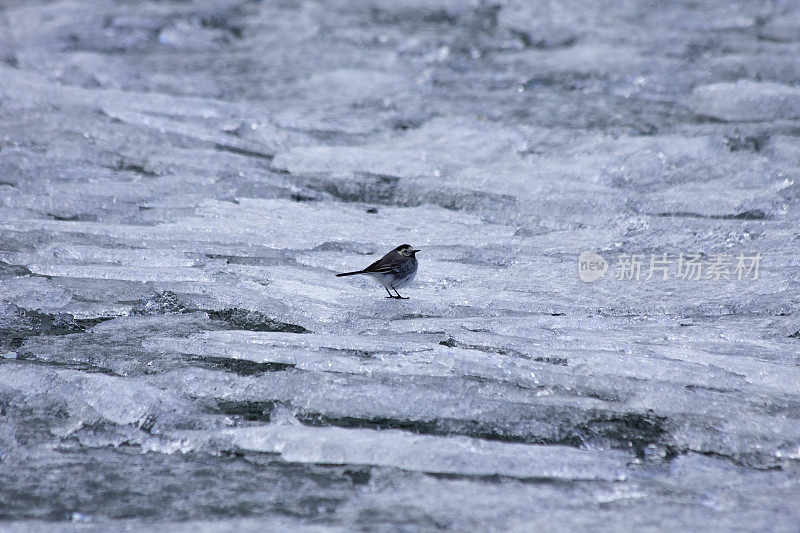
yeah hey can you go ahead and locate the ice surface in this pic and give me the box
[169,424,628,480]
[690,81,800,122]
[2,0,800,530]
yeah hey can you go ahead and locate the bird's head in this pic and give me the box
[396,244,420,257]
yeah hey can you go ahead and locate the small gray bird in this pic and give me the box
[336,244,420,299]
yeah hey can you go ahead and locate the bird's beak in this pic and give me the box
[412,249,421,253]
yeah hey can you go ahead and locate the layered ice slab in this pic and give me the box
[169,424,628,481]
[689,80,800,122]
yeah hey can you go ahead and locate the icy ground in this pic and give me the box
[1,0,799,530]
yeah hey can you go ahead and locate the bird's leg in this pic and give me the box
[393,288,408,299]
[384,287,396,299]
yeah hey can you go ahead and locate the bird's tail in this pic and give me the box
[335,270,368,277]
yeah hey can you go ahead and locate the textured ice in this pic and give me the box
[170,424,628,481]
[690,81,800,122]
[272,117,526,178]
[2,0,800,530]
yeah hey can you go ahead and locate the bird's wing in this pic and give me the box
[362,252,402,274]
[367,265,399,274]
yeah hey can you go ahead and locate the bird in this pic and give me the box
[336,244,420,299]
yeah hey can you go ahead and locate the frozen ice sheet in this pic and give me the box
[2,0,800,529]
[690,81,800,122]
[169,424,628,481]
